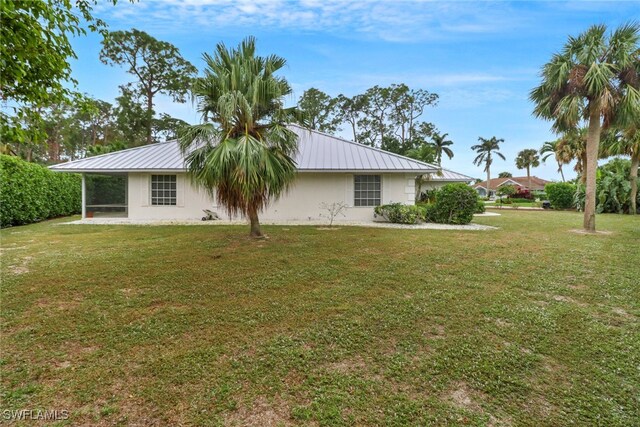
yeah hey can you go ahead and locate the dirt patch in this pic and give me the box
[551,295,588,307]
[226,396,293,427]
[494,318,512,328]
[612,307,634,318]
[443,382,512,426]
[569,229,613,235]
[424,324,446,339]
[326,356,367,374]
[445,381,484,413]
[7,255,34,275]
[316,227,341,230]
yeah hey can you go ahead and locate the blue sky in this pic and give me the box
[70,0,640,180]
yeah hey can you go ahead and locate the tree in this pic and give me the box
[540,140,566,182]
[498,172,513,178]
[515,149,541,193]
[334,94,366,143]
[430,132,454,165]
[100,29,197,145]
[297,88,339,133]
[471,137,505,197]
[179,37,299,238]
[601,125,640,214]
[1,0,120,144]
[530,23,640,231]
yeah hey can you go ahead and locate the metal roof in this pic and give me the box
[424,167,473,182]
[49,124,442,173]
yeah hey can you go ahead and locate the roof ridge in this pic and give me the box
[287,123,439,171]
[49,140,178,167]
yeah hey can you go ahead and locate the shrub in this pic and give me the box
[545,182,576,210]
[430,183,479,225]
[508,197,534,203]
[532,190,547,200]
[374,203,423,224]
[0,155,81,227]
[475,200,486,213]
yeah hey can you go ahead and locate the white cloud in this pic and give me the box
[96,0,524,42]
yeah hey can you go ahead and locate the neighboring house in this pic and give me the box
[49,125,470,222]
[473,176,551,198]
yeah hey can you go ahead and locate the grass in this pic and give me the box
[1,211,639,426]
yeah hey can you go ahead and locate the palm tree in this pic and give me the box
[540,140,566,182]
[515,149,541,195]
[602,125,640,214]
[430,132,454,165]
[530,23,640,232]
[556,128,588,182]
[471,136,505,198]
[179,37,299,238]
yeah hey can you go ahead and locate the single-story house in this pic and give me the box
[49,124,471,222]
[474,176,551,198]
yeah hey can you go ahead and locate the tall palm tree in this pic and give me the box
[601,125,640,214]
[540,140,566,182]
[530,23,640,232]
[179,37,299,237]
[515,148,541,195]
[471,136,505,198]
[430,132,454,165]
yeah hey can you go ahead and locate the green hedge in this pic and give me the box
[374,203,424,224]
[545,182,576,210]
[430,183,479,224]
[377,183,479,225]
[0,155,81,227]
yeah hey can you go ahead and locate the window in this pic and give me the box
[354,175,381,206]
[151,175,177,206]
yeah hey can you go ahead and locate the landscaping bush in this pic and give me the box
[507,197,534,204]
[374,203,423,224]
[0,155,81,227]
[430,183,479,225]
[475,200,486,213]
[545,182,576,210]
[532,190,547,200]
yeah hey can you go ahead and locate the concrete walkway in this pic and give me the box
[61,218,497,231]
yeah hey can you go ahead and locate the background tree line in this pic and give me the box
[296,85,454,164]
[1,0,195,164]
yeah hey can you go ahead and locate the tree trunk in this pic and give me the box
[527,166,532,198]
[486,168,491,199]
[558,162,565,182]
[583,105,602,232]
[630,152,639,215]
[581,152,588,184]
[146,90,153,145]
[247,205,263,238]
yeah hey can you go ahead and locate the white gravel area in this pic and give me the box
[60,218,497,230]
[474,212,501,217]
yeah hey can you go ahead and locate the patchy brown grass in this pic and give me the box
[1,211,639,426]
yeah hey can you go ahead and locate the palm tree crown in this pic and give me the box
[471,136,505,197]
[539,140,566,182]
[179,37,300,237]
[515,148,541,193]
[530,23,640,231]
[430,132,454,165]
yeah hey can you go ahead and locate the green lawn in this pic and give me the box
[1,211,639,426]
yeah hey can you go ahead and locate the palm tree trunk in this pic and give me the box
[630,152,639,215]
[527,166,532,198]
[583,105,602,232]
[247,205,263,237]
[558,162,565,182]
[486,168,491,199]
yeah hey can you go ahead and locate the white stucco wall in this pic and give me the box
[124,172,417,222]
